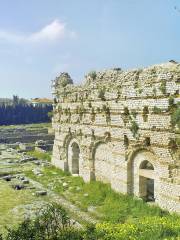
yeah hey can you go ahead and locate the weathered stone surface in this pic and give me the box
[35,190,47,196]
[51,62,180,213]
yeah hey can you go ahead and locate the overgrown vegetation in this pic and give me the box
[25,165,170,224]
[159,81,166,94]
[130,121,139,138]
[2,201,180,240]
[153,106,162,114]
[88,71,97,80]
[28,150,52,162]
[3,203,82,240]
[168,97,180,132]
[98,88,106,101]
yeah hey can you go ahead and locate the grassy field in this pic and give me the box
[0,179,50,234]
[28,150,52,162]
[0,122,51,129]
[25,164,177,224]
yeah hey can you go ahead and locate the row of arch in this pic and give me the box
[66,138,156,202]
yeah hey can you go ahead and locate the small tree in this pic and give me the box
[89,71,97,80]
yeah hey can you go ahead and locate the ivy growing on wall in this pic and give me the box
[98,88,106,101]
[159,81,166,94]
[130,120,139,138]
[170,102,180,132]
[153,106,162,114]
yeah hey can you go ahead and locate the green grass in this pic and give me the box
[0,122,51,129]
[0,180,49,234]
[25,164,173,224]
[28,150,52,162]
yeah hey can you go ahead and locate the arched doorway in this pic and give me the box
[139,160,155,201]
[127,150,157,202]
[67,140,80,175]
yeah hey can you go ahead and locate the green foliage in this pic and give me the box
[168,96,175,107]
[88,71,97,80]
[98,88,106,101]
[25,165,169,224]
[131,110,137,118]
[153,106,162,114]
[130,121,139,138]
[142,106,149,122]
[0,96,52,125]
[47,111,53,118]
[5,203,83,240]
[95,216,180,240]
[143,106,149,115]
[134,81,139,89]
[2,203,180,240]
[159,81,166,94]
[28,150,52,162]
[16,163,180,239]
[123,107,129,116]
[171,103,180,131]
[138,88,143,94]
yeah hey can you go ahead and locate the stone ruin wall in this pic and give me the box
[51,62,180,213]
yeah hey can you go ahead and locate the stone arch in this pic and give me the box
[127,148,158,201]
[139,160,155,201]
[92,141,112,183]
[67,138,81,175]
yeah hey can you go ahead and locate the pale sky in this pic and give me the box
[0,0,179,99]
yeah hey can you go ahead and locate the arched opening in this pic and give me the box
[139,160,155,202]
[127,150,157,202]
[67,139,80,175]
[71,142,80,174]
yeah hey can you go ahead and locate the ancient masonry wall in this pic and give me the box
[51,62,180,213]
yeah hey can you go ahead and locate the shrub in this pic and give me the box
[131,110,137,118]
[159,81,166,94]
[153,106,162,114]
[98,88,106,101]
[169,96,175,107]
[171,104,180,130]
[130,121,139,138]
[88,71,97,80]
[138,88,143,94]
[5,203,83,240]
[123,107,129,116]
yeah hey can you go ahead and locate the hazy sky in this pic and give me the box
[0,0,179,99]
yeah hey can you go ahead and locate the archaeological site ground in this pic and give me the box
[0,62,179,239]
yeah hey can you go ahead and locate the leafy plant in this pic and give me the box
[168,96,175,107]
[159,81,166,94]
[171,103,180,131]
[5,203,82,240]
[130,121,139,138]
[98,88,106,101]
[89,71,97,80]
[123,107,129,116]
[153,106,162,114]
[131,110,137,118]
[138,88,143,94]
